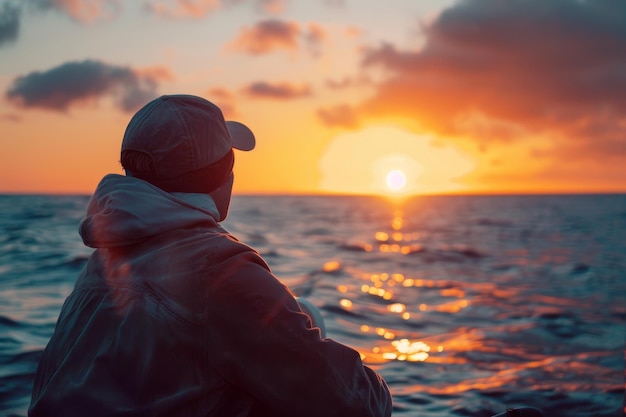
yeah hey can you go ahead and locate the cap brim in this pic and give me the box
[226,121,255,151]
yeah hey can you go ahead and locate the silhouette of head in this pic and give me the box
[120,94,255,219]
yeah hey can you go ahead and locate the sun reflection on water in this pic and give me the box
[304,196,624,413]
[330,207,475,366]
[322,260,341,272]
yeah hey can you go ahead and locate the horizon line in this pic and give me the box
[1,190,624,198]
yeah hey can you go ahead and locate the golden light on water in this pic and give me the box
[369,220,424,254]
[323,260,341,272]
[375,232,389,241]
[366,338,433,363]
[393,339,431,361]
[349,209,472,362]
[342,209,472,368]
[387,303,406,313]
[391,215,403,231]
[342,209,474,365]
[360,284,394,300]
[436,299,469,313]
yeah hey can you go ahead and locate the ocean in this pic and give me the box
[0,193,624,417]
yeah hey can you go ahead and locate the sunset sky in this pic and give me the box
[1,0,624,196]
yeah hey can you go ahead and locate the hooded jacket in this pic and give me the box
[28,174,392,417]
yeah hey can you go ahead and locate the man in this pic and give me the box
[29,94,392,417]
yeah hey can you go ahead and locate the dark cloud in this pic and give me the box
[321,0,626,160]
[6,59,171,113]
[0,2,20,46]
[242,81,312,99]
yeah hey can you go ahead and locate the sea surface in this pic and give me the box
[0,193,624,417]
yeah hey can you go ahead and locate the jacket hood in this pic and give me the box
[79,174,220,248]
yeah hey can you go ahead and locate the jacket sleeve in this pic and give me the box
[205,253,393,417]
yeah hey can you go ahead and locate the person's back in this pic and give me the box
[28,95,392,417]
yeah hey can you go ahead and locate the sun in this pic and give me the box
[386,169,407,192]
[319,125,475,196]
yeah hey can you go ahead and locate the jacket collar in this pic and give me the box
[79,174,221,248]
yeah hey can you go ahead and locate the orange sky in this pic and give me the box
[0,0,624,196]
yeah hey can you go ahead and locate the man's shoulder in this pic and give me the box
[193,227,270,270]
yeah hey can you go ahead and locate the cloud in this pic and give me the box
[303,22,327,56]
[205,86,238,118]
[1,0,120,45]
[226,19,327,56]
[304,22,326,44]
[325,74,372,90]
[0,113,21,122]
[320,0,626,161]
[242,81,311,99]
[145,0,285,19]
[6,59,172,113]
[144,0,220,19]
[227,19,300,54]
[30,0,122,23]
[207,86,234,101]
[317,105,359,128]
[0,2,20,46]
[250,0,286,14]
